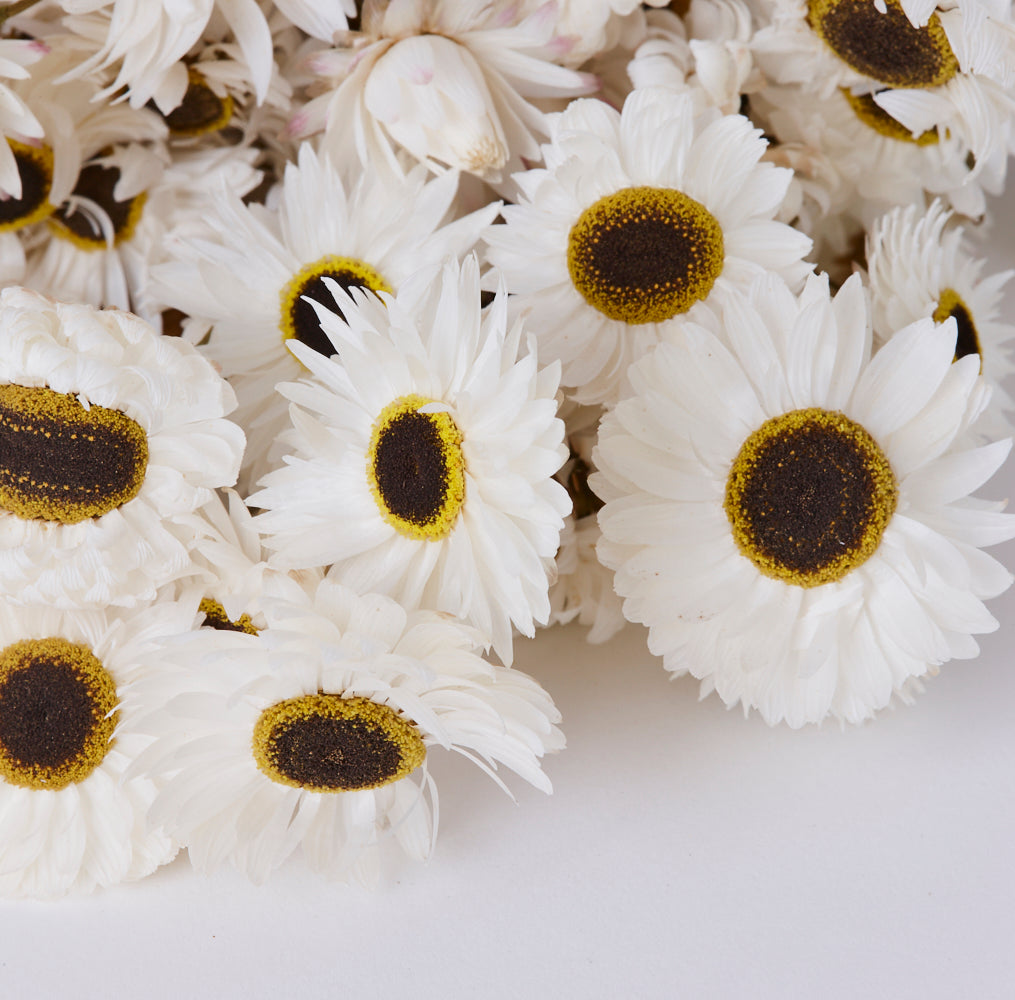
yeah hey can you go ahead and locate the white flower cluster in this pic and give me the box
[0,0,1012,896]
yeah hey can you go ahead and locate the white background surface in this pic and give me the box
[1,191,1014,1000]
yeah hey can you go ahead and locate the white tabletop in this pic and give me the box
[3,189,1014,1000]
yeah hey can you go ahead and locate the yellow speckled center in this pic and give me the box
[808,0,959,89]
[368,394,466,541]
[280,254,392,364]
[0,139,55,233]
[0,637,118,790]
[253,694,426,792]
[199,597,260,635]
[163,67,235,138]
[725,408,897,587]
[0,384,148,524]
[842,90,939,145]
[933,287,982,369]
[567,186,724,325]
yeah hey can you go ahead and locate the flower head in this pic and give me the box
[866,200,1015,436]
[128,580,563,884]
[0,287,245,608]
[484,87,812,405]
[250,255,570,664]
[593,272,1014,725]
[0,597,190,897]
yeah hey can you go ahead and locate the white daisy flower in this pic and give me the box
[0,37,168,264]
[593,271,1015,726]
[21,140,262,326]
[127,580,564,885]
[482,87,813,406]
[155,39,292,147]
[57,0,275,113]
[292,0,596,184]
[747,81,1003,283]
[750,0,1015,181]
[249,255,571,665]
[0,287,245,609]
[153,141,500,486]
[0,597,189,898]
[866,200,1015,435]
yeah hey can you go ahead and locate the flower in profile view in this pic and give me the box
[128,581,564,885]
[0,287,245,609]
[865,200,1015,435]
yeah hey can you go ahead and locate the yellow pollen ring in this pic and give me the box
[725,408,898,587]
[252,694,426,793]
[567,186,724,325]
[0,637,118,790]
[367,393,466,542]
[842,90,939,145]
[0,383,149,524]
[280,254,392,364]
[933,287,982,370]
[199,597,260,635]
[0,139,56,233]
[807,0,959,90]
[48,188,148,251]
[165,66,235,138]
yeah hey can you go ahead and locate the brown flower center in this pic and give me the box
[0,637,118,790]
[933,288,981,370]
[162,67,234,138]
[0,139,54,233]
[252,695,426,793]
[368,395,466,541]
[808,0,959,89]
[49,162,147,250]
[567,186,724,325]
[280,255,392,362]
[0,384,148,524]
[725,408,897,587]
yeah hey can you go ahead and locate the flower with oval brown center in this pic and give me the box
[0,286,244,609]
[249,255,570,666]
[866,200,1015,437]
[128,581,564,885]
